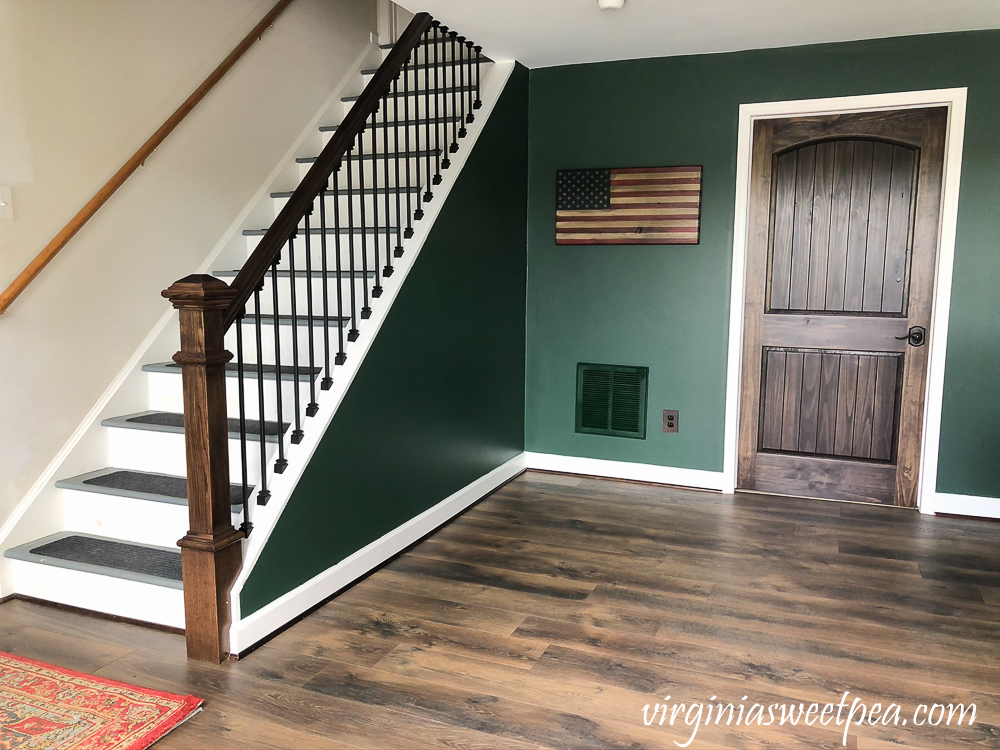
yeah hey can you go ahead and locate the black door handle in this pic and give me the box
[896,326,926,347]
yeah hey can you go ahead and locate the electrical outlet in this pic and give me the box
[0,186,12,221]
[663,409,679,433]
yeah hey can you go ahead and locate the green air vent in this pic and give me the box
[575,363,648,439]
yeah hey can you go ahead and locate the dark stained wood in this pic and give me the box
[788,144,816,309]
[844,139,874,311]
[807,141,836,310]
[1,472,998,749]
[761,349,786,450]
[162,274,244,663]
[739,108,947,506]
[780,350,803,450]
[882,147,916,314]
[815,352,841,455]
[755,452,896,504]
[824,140,854,311]
[797,351,822,452]
[769,148,797,311]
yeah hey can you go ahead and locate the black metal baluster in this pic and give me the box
[383,86,393,273]
[465,40,476,123]
[319,181,333,389]
[303,209,318,416]
[253,291,270,505]
[402,56,414,240]
[423,27,434,201]
[457,36,468,138]
[346,146,359,342]
[473,45,483,110]
[270,259,288,472]
[287,234,303,443]
[392,72,403,258]
[369,107,384,292]
[235,312,251,534]
[356,130,371,320]
[448,31,459,153]
[332,170,346,363]
[411,47,423,222]
[440,25,451,170]
[433,23,445,180]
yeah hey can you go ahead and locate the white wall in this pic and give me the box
[0,0,375,531]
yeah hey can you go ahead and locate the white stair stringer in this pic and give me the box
[228,60,516,654]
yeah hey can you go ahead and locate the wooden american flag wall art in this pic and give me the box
[555,166,702,245]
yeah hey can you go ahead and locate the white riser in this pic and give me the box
[8,558,186,629]
[297,154,439,184]
[272,192,422,225]
[107,426,277,485]
[242,276,369,317]
[230,315,360,368]
[61,488,193,548]
[147,370,308,423]
[245,233,383,264]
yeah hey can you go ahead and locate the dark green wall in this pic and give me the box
[526,31,1000,498]
[241,64,529,615]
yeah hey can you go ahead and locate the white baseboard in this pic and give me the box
[922,492,1000,519]
[228,452,526,654]
[523,452,725,491]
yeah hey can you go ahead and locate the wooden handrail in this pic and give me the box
[0,0,294,316]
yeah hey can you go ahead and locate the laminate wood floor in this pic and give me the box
[2,471,998,748]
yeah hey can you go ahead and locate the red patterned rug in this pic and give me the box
[0,651,202,749]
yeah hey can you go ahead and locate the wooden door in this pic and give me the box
[738,108,947,507]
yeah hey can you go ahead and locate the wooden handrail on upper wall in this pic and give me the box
[0,0,294,316]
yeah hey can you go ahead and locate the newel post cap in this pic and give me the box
[162,274,237,310]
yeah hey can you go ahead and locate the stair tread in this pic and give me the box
[56,467,246,507]
[295,149,438,163]
[3,532,182,589]
[143,361,322,382]
[320,118,456,133]
[270,187,420,197]
[361,57,492,74]
[214,268,374,279]
[243,227,399,236]
[102,410,288,443]
[342,86,472,102]
[253,313,351,328]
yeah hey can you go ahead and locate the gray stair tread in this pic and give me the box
[319,120,452,133]
[270,187,419,197]
[362,58,491,73]
[214,269,374,279]
[295,149,438,163]
[243,226,399,236]
[343,87,472,102]
[101,410,288,443]
[56,468,245,507]
[252,313,351,328]
[143,361,321,382]
[4,532,182,589]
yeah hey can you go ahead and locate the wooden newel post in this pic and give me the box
[162,274,244,663]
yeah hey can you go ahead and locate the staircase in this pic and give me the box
[2,15,499,653]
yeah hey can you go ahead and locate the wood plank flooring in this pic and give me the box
[2,471,998,748]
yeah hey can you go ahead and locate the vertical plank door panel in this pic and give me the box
[871,355,900,461]
[844,141,874,311]
[824,141,855,312]
[798,352,823,453]
[780,351,804,451]
[834,354,859,457]
[881,147,916,314]
[760,350,787,451]
[769,152,798,311]
[816,352,841,455]
[862,143,895,312]
[788,145,817,310]
[853,355,878,458]
[807,142,836,311]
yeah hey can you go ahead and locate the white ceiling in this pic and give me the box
[395,0,1000,68]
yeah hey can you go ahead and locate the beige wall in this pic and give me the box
[0,0,375,524]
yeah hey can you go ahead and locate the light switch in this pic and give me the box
[0,186,12,221]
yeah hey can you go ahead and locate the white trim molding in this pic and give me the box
[722,88,969,515]
[228,453,526,654]
[923,492,1000,520]
[524,452,725,491]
